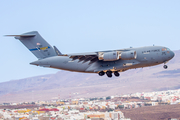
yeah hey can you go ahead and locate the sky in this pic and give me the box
[1,0,180,82]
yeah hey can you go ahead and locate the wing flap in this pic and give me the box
[69,52,99,64]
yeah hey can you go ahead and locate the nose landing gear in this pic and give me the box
[163,65,168,69]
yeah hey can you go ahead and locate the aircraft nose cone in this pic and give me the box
[171,51,175,58]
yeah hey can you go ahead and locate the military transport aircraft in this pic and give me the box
[6,31,175,78]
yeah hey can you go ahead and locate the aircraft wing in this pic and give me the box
[68,52,98,56]
[66,49,130,65]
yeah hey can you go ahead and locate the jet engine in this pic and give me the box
[98,51,120,61]
[120,51,137,60]
[98,51,137,61]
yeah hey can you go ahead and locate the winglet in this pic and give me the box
[53,46,62,56]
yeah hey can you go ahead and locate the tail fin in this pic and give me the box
[6,31,57,59]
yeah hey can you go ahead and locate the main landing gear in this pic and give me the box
[98,71,105,76]
[98,71,120,78]
[114,71,120,77]
[106,71,112,78]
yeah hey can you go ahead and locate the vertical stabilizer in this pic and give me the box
[6,31,57,59]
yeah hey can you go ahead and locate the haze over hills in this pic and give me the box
[0,50,180,103]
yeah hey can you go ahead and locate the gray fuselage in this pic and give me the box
[31,46,175,74]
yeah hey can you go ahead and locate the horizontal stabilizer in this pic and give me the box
[5,34,36,38]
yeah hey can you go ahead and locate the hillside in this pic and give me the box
[0,50,180,103]
[122,104,180,120]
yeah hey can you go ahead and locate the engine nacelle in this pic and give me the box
[120,51,137,60]
[98,51,120,61]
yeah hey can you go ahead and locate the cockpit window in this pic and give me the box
[162,48,170,51]
[167,48,170,51]
[166,48,170,53]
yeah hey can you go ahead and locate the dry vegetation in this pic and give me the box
[0,105,39,109]
[122,104,180,120]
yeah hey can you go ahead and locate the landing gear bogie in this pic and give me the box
[106,71,112,78]
[98,71,120,78]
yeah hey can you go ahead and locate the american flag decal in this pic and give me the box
[37,43,41,45]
